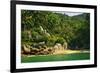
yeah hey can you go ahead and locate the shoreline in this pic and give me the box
[22,50,90,57]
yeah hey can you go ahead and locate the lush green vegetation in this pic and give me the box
[21,53,90,63]
[21,10,90,49]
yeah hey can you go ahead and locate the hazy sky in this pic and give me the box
[55,11,83,16]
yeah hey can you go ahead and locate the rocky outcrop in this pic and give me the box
[21,44,54,55]
[21,42,68,55]
[21,44,31,54]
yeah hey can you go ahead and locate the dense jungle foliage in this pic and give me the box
[21,10,90,49]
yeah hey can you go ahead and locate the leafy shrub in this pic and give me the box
[55,37,66,45]
[21,31,29,42]
[46,36,57,46]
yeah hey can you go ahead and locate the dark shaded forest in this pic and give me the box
[21,10,90,52]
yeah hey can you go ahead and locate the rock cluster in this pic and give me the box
[21,44,54,55]
[21,43,68,55]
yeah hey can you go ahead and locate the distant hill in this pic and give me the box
[72,13,90,21]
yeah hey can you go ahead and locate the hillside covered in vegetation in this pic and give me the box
[21,10,90,55]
